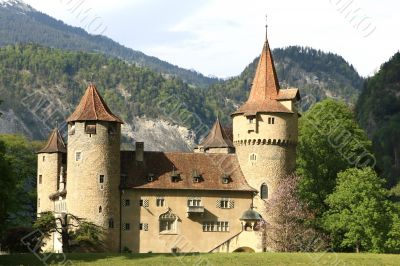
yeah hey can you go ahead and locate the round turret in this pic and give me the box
[66,84,123,252]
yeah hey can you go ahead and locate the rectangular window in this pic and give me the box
[42,156,45,162]
[219,198,231,209]
[108,218,114,228]
[139,223,148,231]
[124,199,130,207]
[39,175,42,185]
[268,117,275,124]
[202,221,229,232]
[85,122,96,134]
[75,152,81,161]
[187,198,201,207]
[139,199,149,207]
[99,175,104,184]
[123,223,130,231]
[38,198,40,208]
[156,198,165,207]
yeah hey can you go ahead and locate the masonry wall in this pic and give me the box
[232,111,298,214]
[66,121,121,252]
[120,189,253,253]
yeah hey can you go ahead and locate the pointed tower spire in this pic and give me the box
[67,84,123,123]
[38,128,67,153]
[199,117,233,149]
[232,23,292,116]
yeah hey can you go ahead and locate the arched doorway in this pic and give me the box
[233,247,255,253]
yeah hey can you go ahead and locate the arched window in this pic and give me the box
[159,210,178,234]
[260,183,268,200]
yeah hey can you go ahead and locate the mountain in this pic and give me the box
[356,52,400,188]
[205,46,364,126]
[0,44,204,151]
[0,0,219,88]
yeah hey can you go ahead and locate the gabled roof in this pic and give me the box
[232,32,298,116]
[121,151,256,192]
[38,128,67,154]
[277,88,300,101]
[199,118,234,149]
[67,84,123,123]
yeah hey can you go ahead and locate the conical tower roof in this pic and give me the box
[232,31,293,116]
[199,118,233,149]
[67,84,123,123]
[38,128,67,154]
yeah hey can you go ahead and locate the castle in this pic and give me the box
[36,30,300,253]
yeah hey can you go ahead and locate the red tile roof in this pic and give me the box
[199,118,234,149]
[38,128,67,153]
[67,84,123,123]
[121,151,255,192]
[277,88,300,101]
[232,36,298,116]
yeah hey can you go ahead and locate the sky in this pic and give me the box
[23,0,400,78]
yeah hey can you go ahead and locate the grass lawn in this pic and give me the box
[0,252,400,266]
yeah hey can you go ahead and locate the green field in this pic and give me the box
[1,253,400,266]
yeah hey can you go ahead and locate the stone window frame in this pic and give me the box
[260,183,269,200]
[202,221,229,232]
[123,223,131,231]
[156,197,165,207]
[139,223,148,231]
[38,174,42,185]
[159,211,178,235]
[268,117,275,124]
[187,197,202,207]
[139,199,149,207]
[75,151,82,162]
[249,153,257,162]
[217,198,234,209]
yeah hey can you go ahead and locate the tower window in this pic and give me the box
[99,175,104,184]
[42,156,45,162]
[38,198,40,208]
[99,206,102,213]
[250,153,257,162]
[140,199,149,207]
[75,152,82,161]
[108,218,114,228]
[260,183,269,200]
[108,123,117,135]
[124,199,130,207]
[85,122,96,134]
[268,117,275,124]
[69,123,75,135]
[123,223,131,231]
[38,175,42,185]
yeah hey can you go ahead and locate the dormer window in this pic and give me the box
[192,170,202,183]
[85,122,96,134]
[171,169,180,183]
[147,173,155,182]
[221,175,231,184]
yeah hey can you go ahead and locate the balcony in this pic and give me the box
[186,206,205,216]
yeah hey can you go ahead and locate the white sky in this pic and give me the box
[23,0,400,78]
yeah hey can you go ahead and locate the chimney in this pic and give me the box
[135,142,144,162]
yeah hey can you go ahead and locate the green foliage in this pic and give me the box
[322,167,395,253]
[0,6,218,88]
[356,52,400,187]
[296,99,373,214]
[0,44,214,139]
[0,139,13,236]
[1,227,40,253]
[33,211,56,236]
[69,221,106,252]
[0,134,43,228]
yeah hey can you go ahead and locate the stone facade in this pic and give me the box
[66,121,121,251]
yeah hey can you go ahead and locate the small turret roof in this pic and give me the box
[67,84,123,123]
[199,118,234,149]
[240,208,263,221]
[38,128,67,154]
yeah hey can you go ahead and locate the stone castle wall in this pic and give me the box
[232,111,298,213]
[66,121,121,251]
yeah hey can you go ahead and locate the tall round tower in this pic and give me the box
[232,29,300,213]
[37,128,67,214]
[66,84,123,252]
